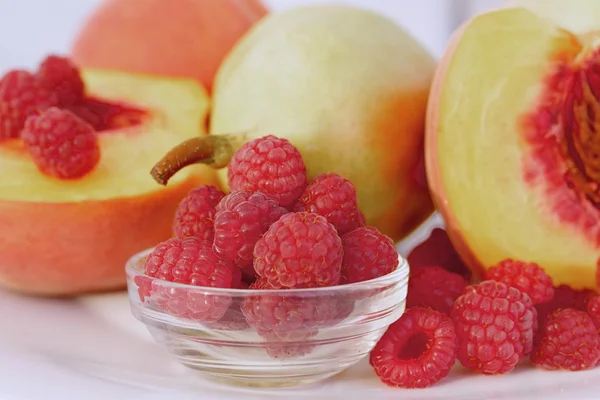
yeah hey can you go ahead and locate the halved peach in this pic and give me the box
[426,6,600,290]
[0,68,215,296]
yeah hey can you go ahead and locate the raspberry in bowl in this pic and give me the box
[125,232,408,388]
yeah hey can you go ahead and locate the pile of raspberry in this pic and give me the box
[0,54,105,179]
[137,135,401,357]
[370,230,600,389]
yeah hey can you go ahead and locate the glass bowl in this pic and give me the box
[125,248,409,389]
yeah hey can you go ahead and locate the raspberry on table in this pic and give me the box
[0,69,59,140]
[406,266,467,315]
[227,135,308,208]
[369,307,457,389]
[451,280,537,374]
[531,308,600,371]
[340,226,398,284]
[586,295,600,332]
[407,228,471,280]
[37,54,85,106]
[535,285,595,329]
[484,259,554,305]
[253,212,343,288]
[293,173,365,234]
[213,190,288,269]
[21,107,100,179]
[173,185,225,241]
[143,237,241,322]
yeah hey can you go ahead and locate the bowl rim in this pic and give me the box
[126,247,410,295]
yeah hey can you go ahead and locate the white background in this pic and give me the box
[0,0,503,71]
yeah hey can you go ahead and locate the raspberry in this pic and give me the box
[254,212,343,288]
[21,107,100,179]
[484,259,554,305]
[241,279,338,358]
[531,308,600,371]
[406,266,467,315]
[340,226,398,284]
[172,185,225,241]
[369,307,457,389]
[451,280,537,374]
[213,190,287,268]
[293,173,365,234]
[535,285,595,328]
[0,69,58,140]
[143,237,241,322]
[586,295,600,331]
[37,55,85,106]
[407,228,471,280]
[227,135,307,208]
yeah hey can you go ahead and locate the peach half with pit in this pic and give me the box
[426,6,600,290]
[0,68,214,296]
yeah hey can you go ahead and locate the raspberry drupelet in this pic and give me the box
[340,226,398,284]
[213,190,288,269]
[172,185,225,241]
[227,135,307,208]
[369,307,457,388]
[0,69,59,140]
[21,107,100,179]
[406,266,467,315]
[293,173,365,234]
[451,280,537,374]
[253,212,343,288]
[484,259,554,305]
[37,54,85,106]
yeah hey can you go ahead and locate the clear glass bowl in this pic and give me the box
[125,248,409,389]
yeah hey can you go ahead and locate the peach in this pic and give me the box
[0,68,214,296]
[70,0,268,92]
[150,5,437,242]
[426,4,600,290]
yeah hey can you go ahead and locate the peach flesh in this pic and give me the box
[520,46,600,246]
[425,8,600,289]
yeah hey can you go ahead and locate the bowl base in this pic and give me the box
[187,365,344,389]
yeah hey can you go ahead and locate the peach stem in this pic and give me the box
[150,133,247,185]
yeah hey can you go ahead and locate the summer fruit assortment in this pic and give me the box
[0,53,215,295]
[139,135,400,354]
[150,4,437,243]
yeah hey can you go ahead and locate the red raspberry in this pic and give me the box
[586,295,600,331]
[340,226,398,284]
[531,308,600,371]
[241,279,338,359]
[484,259,554,305]
[21,107,100,179]
[293,173,365,234]
[213,190,287,268]
[407,228,471,280]
[406,266,467,315]
[254,212,343,288]
[535,285,595,328]
[451,280,537,374]
[37,55,85,106]
[0,69,58,140]
[142,237,241,322]
[172,185,225,241]
[369,307,457,388]
[227,135,307,208]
